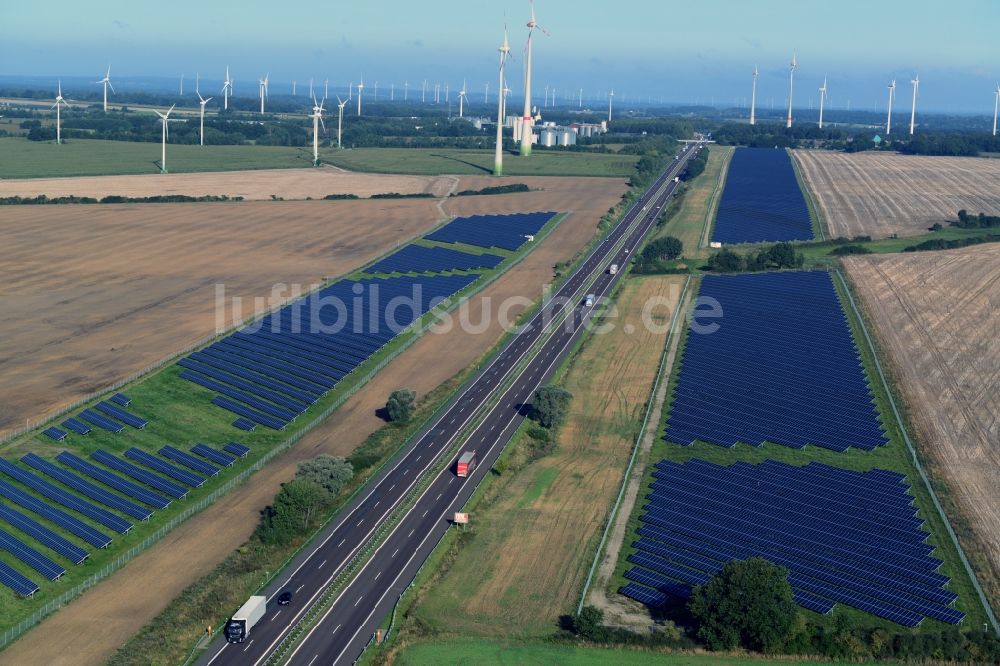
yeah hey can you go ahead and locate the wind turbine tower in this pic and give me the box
[993,83,999,136]
[154,105,179,173]
[196,91,213,146]
[52,81,69,144]
[495,28,511,176]
[749,65,758,125]
[909,75,919,135]
[336,96,347,148]
[310,94,326,166]
[357,77,365,115]
[97,66,114,112]
[258,74,269,113]
[886,79,896,135]
[786,51,796,128]
[818,76,827,129]
[222,66,233,110]
[520,0,549,157]
[608,89,614,122]
[180,74,184,95]
[459,79,467,118]
[579,87,582,108]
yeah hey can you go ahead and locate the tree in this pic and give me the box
[572,605,605,640]
[708,248,745,272]
[532,385,573,429]
[385,388,416,423]
[688,557,798,653]
[255,480,328,545]
[296,455,354,498]
[641,236,684,262]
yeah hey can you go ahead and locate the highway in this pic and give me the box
[200,141,701,666]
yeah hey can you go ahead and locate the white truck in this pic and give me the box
[608,264,619,275]
[225,595,267,643]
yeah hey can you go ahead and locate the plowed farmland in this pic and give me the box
[843,246,1000,603]
[792,151,1000,239]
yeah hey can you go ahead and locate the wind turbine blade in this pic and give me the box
[204,97,213,103]
[108,80,116,94]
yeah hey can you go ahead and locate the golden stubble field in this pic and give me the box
[793,150,1000,238]
[409,276,685,636]
[843,246,1000,603]
[0,175,629,666]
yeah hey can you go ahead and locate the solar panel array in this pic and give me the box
[666,271,886,452]
[425,212,557,251]
[181,273,477,430]
[365,244,504,275]
[619,459,965,627]
[712,148,813,244]
[43,427,66,442]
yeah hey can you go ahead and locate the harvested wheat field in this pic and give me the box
[408,276,685,636]
[793,150,1000,238]
[843,246,1000,603]
[1,177,629,666]
[0,166,459,200]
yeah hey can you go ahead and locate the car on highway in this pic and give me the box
[276,590,293,606]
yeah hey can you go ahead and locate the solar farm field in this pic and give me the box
[792,150,1000,239]
[401,276,687,637]
[603,270,991,634]
[711,147,814,244]
[0,177,629,664]
[842,245,1000,606]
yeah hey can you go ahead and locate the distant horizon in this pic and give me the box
[3,0,998,114]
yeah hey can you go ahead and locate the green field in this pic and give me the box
[654,145,733,260]
[0,137,311,178]
[318,147,639,177]
[607,270,991,634]
[394,639,876,666]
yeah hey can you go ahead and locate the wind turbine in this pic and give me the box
[818,76,827,129]
[520,0,549,157]
[485,81,489,105]
[258,74,269,114]
[886,79,896,135]
[336,96,347,148]
[495,27,511,176]
[608,88,614,122]
[422,80,427,103]
[97,65,114,112]
[357,76,364,115]
[222,66,233,110]
[993,83,1000,136]
[544,84,549,108]
[391,83,395,101]
[310,93,326,166]
[909,75,919,135]
[324,78,329,99]
[786,51,796,128]
[52,80,69,144]
[579,87,582,108]
[154,105,180,173]
[458,79,467,118]
[374,81,378,101]
[348,80,353,101]
[749,65,758,125]
[405,80,409,101]
[179,74,184,95]
[196,91,213,146]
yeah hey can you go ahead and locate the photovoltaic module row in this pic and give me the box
[712,147,813,244]
[182,273,478,429]
[364,244,504,275]
[665,271,887,452]
[618,459,964,627]
[425,212,557,251]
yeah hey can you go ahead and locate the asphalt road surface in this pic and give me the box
[200,141,702,666]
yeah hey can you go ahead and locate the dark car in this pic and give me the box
[276,590,292,606]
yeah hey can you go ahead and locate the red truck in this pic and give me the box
[456,451,477,477]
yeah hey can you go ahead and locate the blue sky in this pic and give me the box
[3,0,999,112]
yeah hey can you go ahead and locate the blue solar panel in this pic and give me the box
[231,418,256,432]
[95,401,148,429]
[0,459,133,534]
[158,446,220,476]
[0,561,38,597]
[110,393,131,406]
[124,449,206,487]
[90,451,189,499]
[222,442,250,457]
[57,452,171,510]
[61,418,91,436]
[620,459,965,627]
[426,212,557,251]
[78,409,124,434]
[0,528,65,580]
[712,148,813,243]
[0,503,88,564]
[665,271,886,452]
[619,582,669,608]
[0,479,111,548]
[42,427,67,442]
[21,453,153,521]
[191,443,236,467]
[365,244,505,275]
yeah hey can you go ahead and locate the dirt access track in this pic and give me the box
[0,166,459,200]
[843,246,1000,604]
[0,175,626,437]
[792,150,1000,239]
[1,175,628,666]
